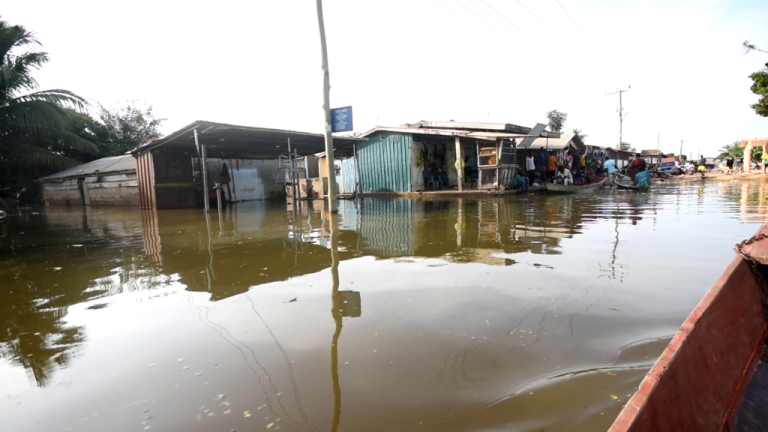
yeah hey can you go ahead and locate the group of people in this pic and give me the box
[512,148,652,190]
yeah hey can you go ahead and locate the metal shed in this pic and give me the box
[38,155,138,207]
[131,120,365,210]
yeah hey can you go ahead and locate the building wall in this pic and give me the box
[153,151,197,209]
[42,173,139,207]
[357,132,412,193]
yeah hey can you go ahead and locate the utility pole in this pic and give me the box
[679,140,687,160]
[657,131,660,150]
[315,0,338,213]
[606,86,631,149]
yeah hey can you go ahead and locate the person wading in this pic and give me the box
[526,151,536,185]
[604,156,617,187]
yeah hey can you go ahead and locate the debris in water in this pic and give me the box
[53,267,62,271]
[267,423,275,429]
[178,358,184,362]
[607,372,617,376]
[609,307,621,311]
[223,409,231,414]
[216,394,225,400]
[284,298,297,303]
[486,320,490,328]
[194,372,203,376]
[610,394,619,401]
[182,366,189,370]
[243,410,252,418]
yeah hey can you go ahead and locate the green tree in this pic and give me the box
[619,141,632,151]
[572,128,587,146]
[717,141,743,160]
[96,102,164,156]
[0,19,97,169]
[546,110,568,133]
[743,41,768,117]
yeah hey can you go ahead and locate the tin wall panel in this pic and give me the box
[357,132,412,193]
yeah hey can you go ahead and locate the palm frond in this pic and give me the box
[0,140,81,170]
[9,89,87,110]
[0,51,49,95]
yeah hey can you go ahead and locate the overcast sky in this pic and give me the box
[5,0,768,156]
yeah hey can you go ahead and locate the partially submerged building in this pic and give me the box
[38,155,139,207]
[131,121,364,209]
[329,121,559,194]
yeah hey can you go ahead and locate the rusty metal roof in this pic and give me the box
[132,120,367,159]
[518,133,582,151]
[39,155,136,182]
[740,138,768,148]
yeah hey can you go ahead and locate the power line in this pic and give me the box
[450,0,507,34]
[477,0,536,42]
[554,0,589,41]
[434,0,482,30]
[514,0,553,33]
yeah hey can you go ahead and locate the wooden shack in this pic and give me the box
[38,155,139,207]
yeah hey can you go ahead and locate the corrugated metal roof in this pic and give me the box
[132,120,366,159]
[518,133,581,150]
[359,126,538,141]
[39,155,136,182]
[740,139,768,148]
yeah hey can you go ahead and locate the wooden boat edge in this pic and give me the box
[608,225,768,432]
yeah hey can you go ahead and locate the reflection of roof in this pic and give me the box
[519,133,582,151]
[132,120,367,159]
[641,149,663,155]
[39,155,136,181]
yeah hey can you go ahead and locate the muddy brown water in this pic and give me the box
[2,180,767,432]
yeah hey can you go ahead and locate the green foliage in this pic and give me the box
[96,102,163,156]
[619,141,632,151]
[0,18,97,171]
[572,128,587,146]
[717,141,743,160]
[749,62,768,117]
[546,110,568,133]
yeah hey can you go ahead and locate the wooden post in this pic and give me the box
[455,136,463,191]
[195,129,210,213]
[315,0,338,213]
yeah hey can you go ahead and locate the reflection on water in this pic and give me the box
[1,180,767,432]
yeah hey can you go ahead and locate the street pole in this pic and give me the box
[606,86,631,150]
[315,0,338,213]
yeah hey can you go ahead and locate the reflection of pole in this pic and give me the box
[456,198,464,247]
[328,212,342,432]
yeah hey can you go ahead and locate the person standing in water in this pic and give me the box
[548,151,557,182]
[604,156,617,187]
[526,151,536,185]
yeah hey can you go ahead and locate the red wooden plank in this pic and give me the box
[609,225,768,432]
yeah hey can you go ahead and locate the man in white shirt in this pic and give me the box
[556,165,574,185]
[525,151,536,185]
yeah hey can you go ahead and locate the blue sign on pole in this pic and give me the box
[331,106,353,133]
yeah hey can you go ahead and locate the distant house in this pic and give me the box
[38,155,139,207]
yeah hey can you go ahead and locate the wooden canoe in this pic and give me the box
[544,179,606,194]
[616,175,650,192]
[609,225,768,432]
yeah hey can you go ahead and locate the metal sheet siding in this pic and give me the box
[336,157,358,195]
[358,132,412,193]
[137,151,156,210]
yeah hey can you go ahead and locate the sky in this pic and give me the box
[5,0,768,157]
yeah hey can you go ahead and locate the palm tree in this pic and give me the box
[0,19,97,169]
[717,141,743,160]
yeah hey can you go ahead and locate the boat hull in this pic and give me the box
[609,225,768,432]
[544,179,606,194]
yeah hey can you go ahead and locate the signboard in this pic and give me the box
[331,106,353,133]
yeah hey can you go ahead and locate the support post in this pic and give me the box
[455,136,463,191]
[199,139,210,213]
[353,143,363,198]
[294,148,302,209]
[316,0,338,213]
[287,138,297,203]
[619,90,623,150]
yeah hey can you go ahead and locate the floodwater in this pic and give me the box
[2,180,767,432]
